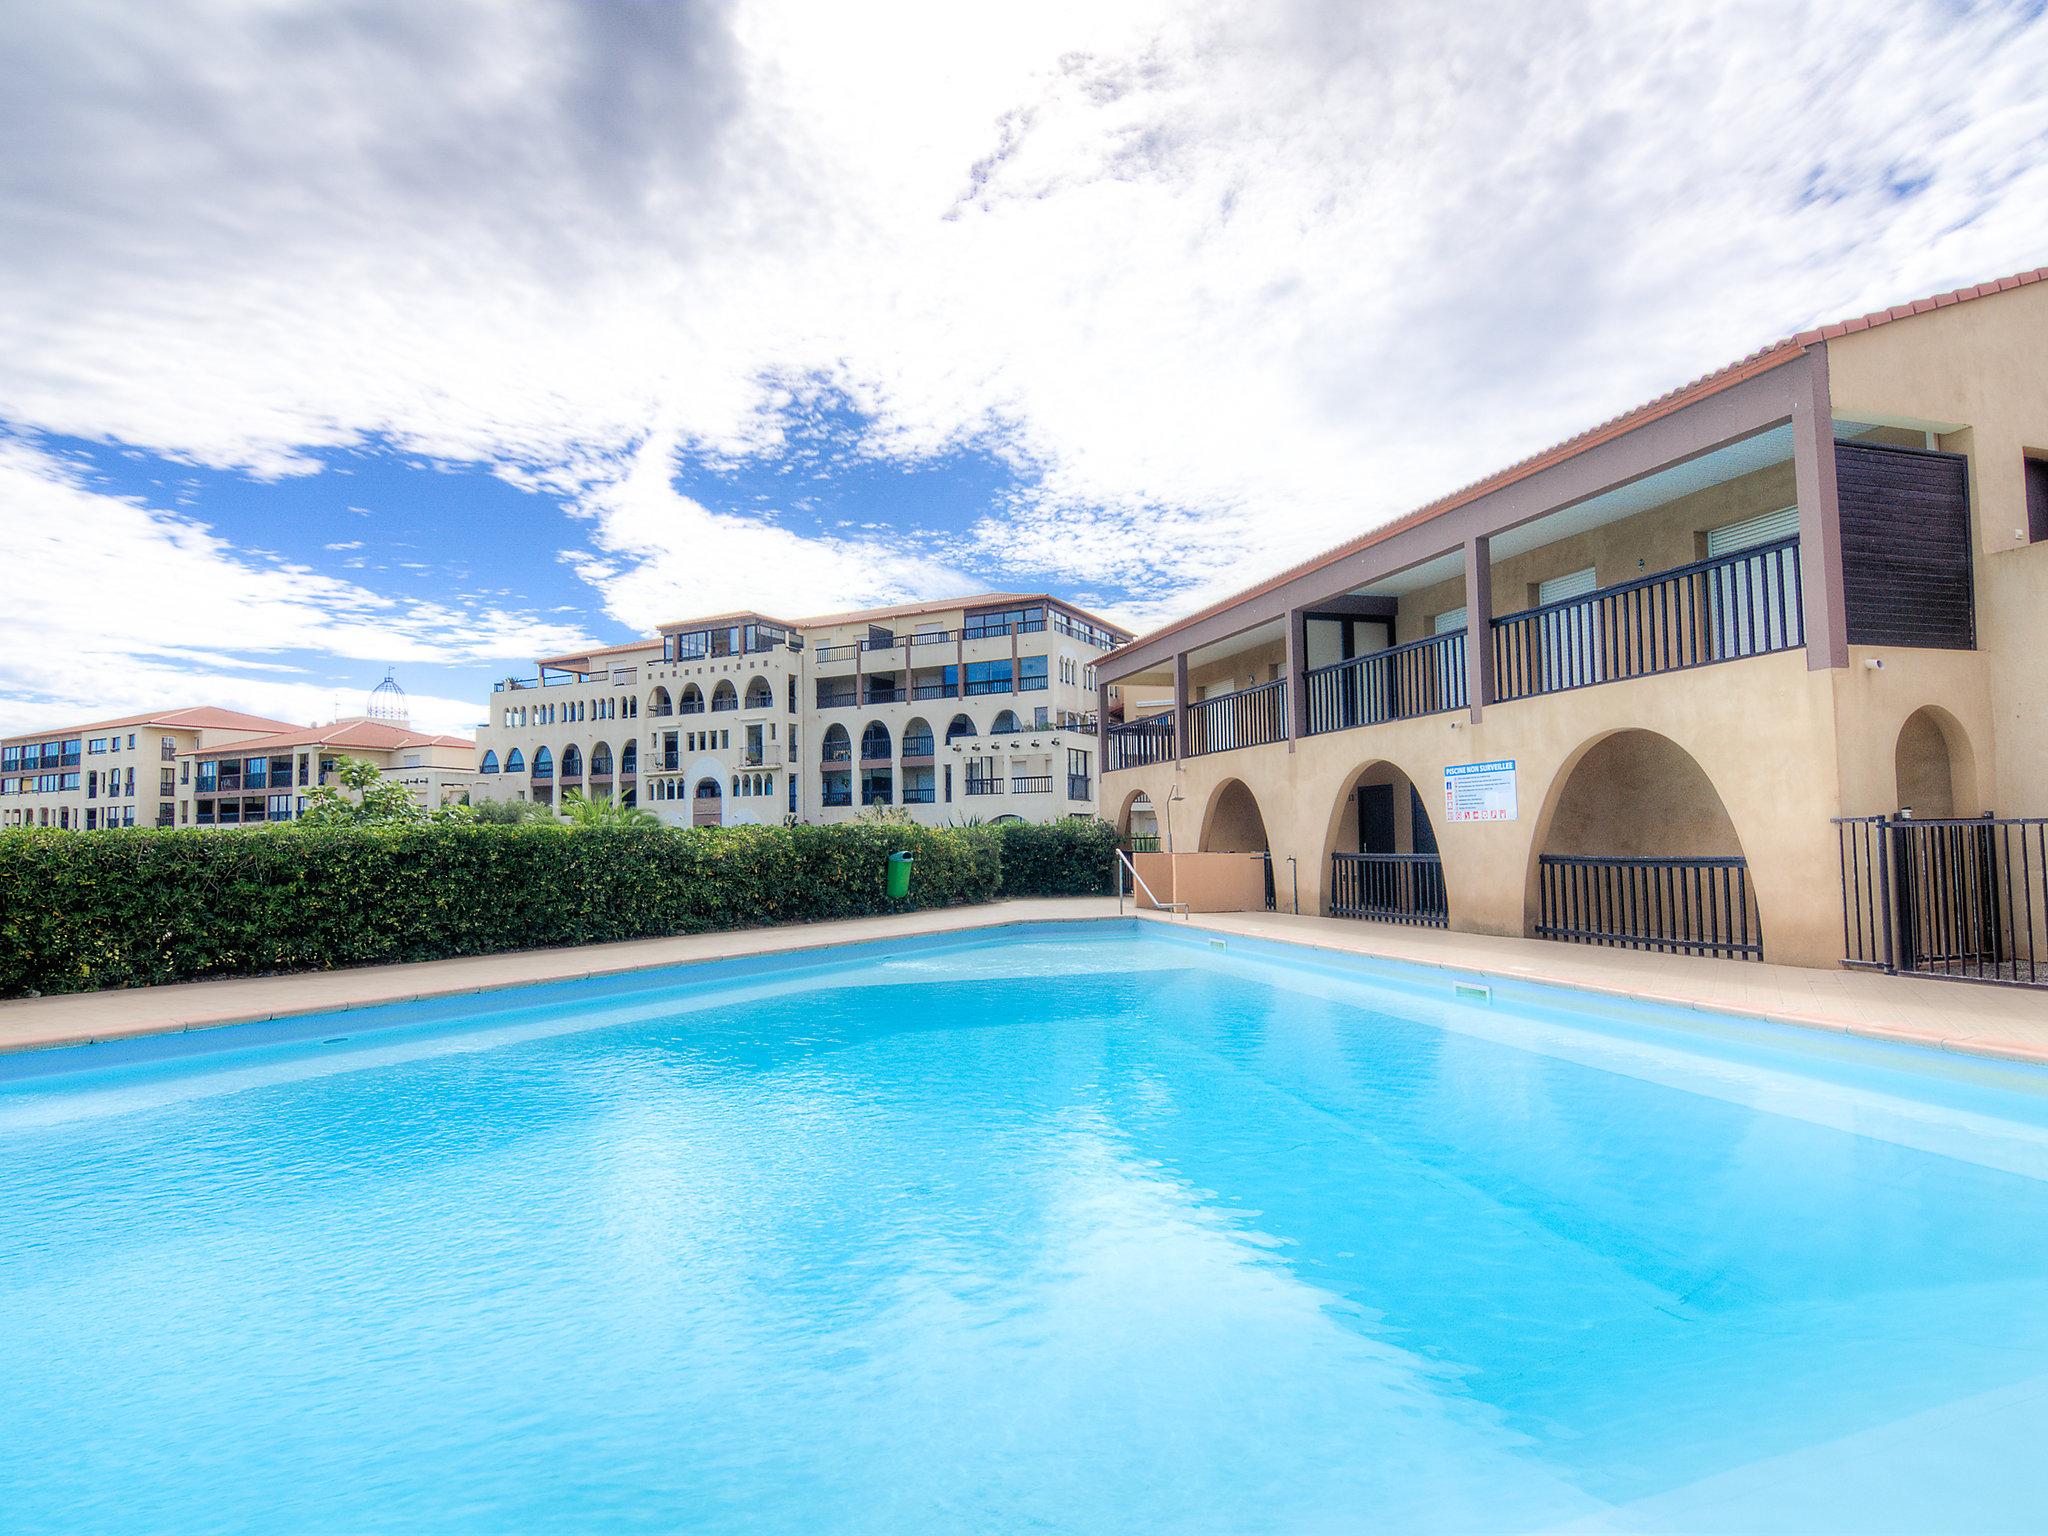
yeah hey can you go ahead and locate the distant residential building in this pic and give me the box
[473,593,1131,828]
[176,718,479,827]
[0,707,298,830]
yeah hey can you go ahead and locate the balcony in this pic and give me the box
[1492,538,1803,700]
[1305,631,1466,735]
[864,685,901,705]
[1107,713,1173,771]
[1189,679,1287,756]
[1011,775,1052,795]
[964,780,1002,796]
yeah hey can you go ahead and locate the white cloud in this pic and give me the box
[2,0,2046,659]
[0,439,585,735]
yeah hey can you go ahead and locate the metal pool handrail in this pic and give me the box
[1116,846,1189,919]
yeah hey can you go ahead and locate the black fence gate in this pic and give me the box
[1836,815,2046,987]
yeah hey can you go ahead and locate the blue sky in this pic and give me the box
[3,0,2046,735]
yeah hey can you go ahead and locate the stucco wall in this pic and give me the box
[1107,649,1847,966]
[1828,280,2048,817]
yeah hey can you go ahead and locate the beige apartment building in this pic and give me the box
[473,594,1129,828]
[1098,267,2048,989]
[176,717,479,827]
[0,706,297,830]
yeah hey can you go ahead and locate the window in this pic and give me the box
[1018,655,1048,692]
[480,751,500,774]
[2028,455,2048,543]
[89,737,107,754]
[966,661,1013,696]
[860,721,891,761]
[506,748,525,775]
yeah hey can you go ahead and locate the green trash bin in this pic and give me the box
[886,850,914,900]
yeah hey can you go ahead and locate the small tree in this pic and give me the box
[467,797,556,825]
[295,756,429,828]
[558,789,660,829]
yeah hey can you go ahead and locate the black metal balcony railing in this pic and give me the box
[1837,815,2047,988]
[821,747,852,765]
[964,780,1001,796]
[1535,853,1760,961]
[1493,538,1803,703]
[902,787,936,805]
[1067,774,1091,800]
[1012,776,1052,794]
[1189,679,1287,756]
[822,786,852,807]
[901,736,935,758]
[865,686,901,704]
[1329,852,1448,927]
[911,682,952,700]
[817,691,858,710]
[1305,631,1467,736]
[1107,712,1174,772]
[965,679,1014,696]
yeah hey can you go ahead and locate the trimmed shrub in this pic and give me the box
[992,818,1119,897]
[0,821,1006,998]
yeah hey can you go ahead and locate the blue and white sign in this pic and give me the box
[1444,759,1517,823]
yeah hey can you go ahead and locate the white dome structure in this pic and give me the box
[367,668,411,727]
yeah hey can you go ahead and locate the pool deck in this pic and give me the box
[2,897,2044,1062]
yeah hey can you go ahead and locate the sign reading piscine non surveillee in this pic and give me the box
[1444,759,1517,822]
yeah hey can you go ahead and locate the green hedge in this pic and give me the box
[0,821,1045,998]
[989,818,1120,897]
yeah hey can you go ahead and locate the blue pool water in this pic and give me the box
[6,922,2048,1533]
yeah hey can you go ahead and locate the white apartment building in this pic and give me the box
[0,706,298,830]
[472,594,1130,828]
[175,717,479,827]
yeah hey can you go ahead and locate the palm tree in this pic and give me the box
[557,789,660,828]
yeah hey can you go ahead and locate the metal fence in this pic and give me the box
[1493,538,1803,702]
[1107,713,1175,771]
[1328,852,1449,927]
[1188,679,1287,756]
[1836,815,2046,987]
[1535,853,1761,960]
[1303,631,1466,736]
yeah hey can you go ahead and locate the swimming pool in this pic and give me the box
[4,919,2046,1533]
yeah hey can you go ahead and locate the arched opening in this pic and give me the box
[479,750,500,774]
[1322,761,1446,925]
[1199,779,1270,854]
[1117,789,1159,851]
[692,777,723,827]
[680,684,704,716]
[861,721,892,762]
[648,686,672,718]
[531,746,553,780]
[945,714,977,744]
[620,740,637,777]
[900,717,936,805]
[744,676,773,710]
[822,723,852,763]
[1529,729,1758,959]
[711,680,739,712]
[1894,705,1978,818]
[991,709,1021,734]
[505,748,525,775]
[561,744,583,780]
[590,742,614,777]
